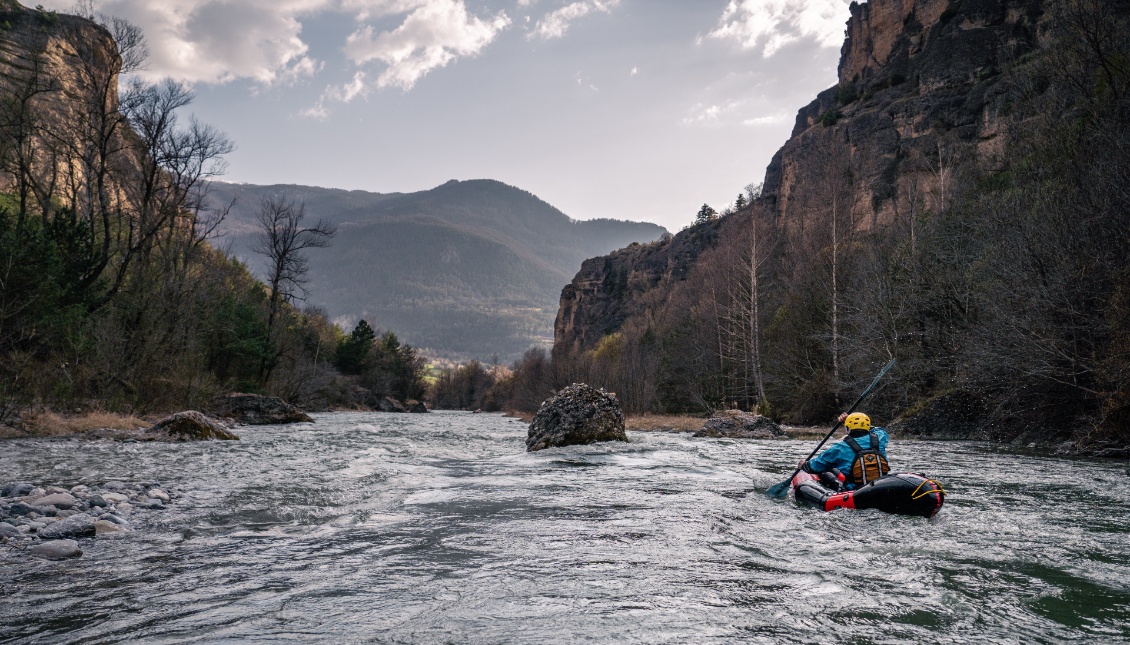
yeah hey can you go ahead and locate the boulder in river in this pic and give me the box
[693,411,785,439]
[38,513,95,539]
[148,411,240,441]
[210,393,314,425]
[406,399,428,413]
[526,383,626,452]
[29,539,82,559]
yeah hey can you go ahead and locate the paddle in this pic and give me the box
[764,358,897,498]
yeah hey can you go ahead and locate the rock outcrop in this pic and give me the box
[147,411,239,441]
[553,0,1048,358]
[555,224,719,356]
[693,411,785,439]
[526,383,627,452]
[210,393,313,425]
[763,0,1043,228]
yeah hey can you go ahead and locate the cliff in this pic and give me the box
[555,0,1045,356]
[554,222,717,359]
[0,2,123,194]
[0,3,118,105]
[764,0,1044,226]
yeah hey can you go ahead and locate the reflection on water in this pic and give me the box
[1,411,1128,643]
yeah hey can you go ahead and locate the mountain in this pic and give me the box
[207,180,667,360]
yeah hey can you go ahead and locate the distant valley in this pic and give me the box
[207,179,667,360]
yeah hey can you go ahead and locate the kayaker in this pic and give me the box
[800,412,890,490]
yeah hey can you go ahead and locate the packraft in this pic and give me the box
[791,470,945,518]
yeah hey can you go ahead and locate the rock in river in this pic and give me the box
[38,513,96,539]
[693,411,784,439]
[93,519,128,535]
[31,492,78,509]
[148,411,240,441]
[29,539,82,560]
[210,393,313,425]
[2,482,34,497]
[526,383,627,452]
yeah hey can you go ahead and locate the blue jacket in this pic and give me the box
[808,428,889,489]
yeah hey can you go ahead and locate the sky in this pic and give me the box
[43,0,853,232]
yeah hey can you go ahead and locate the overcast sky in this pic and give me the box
[44,0,852,232]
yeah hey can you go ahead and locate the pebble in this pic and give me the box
[32,493,78,509]
[29,539,82,560]
[10,502,46,517]
[1,482,34,497]
[38,513,96,540]
[0,480,177,559]
[93,520,128,535]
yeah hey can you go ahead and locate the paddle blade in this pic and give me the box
[765,478,792,498]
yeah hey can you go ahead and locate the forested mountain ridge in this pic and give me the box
[551,0,1130,454]
[207,180,667,360]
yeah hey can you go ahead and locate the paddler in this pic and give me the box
[799,412,890,490]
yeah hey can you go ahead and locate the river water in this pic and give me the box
[1,411,1127,643]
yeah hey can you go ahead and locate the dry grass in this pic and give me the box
[625,414,707,433]
[781,426,829,440]
[1,410,151,439]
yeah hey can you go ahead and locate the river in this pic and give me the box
[1,411,1128,643]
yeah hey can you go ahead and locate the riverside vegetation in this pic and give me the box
[0,3,428,428]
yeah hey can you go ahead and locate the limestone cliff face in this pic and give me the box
[554,223,719,357]
[763,0,1044,226]
[555,0,1046,355]
[0,2,118,102]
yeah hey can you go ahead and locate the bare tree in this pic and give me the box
[253,196,336,382]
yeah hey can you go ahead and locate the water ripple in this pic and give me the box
[1,411,1127,643]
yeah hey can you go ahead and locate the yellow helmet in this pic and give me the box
[844,412,871,431]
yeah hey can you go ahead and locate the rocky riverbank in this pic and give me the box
[0,480,182,560]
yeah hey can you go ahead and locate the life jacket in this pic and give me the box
[844,431,890,486]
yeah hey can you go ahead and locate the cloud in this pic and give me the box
[529,0,618,40]
[708,0,850,57]
[301,71,369,119]
[683,103,721,125]
[743,113,788,126]
[46,0,510,96]
[344,0,511,90]
[62,0,326,85]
